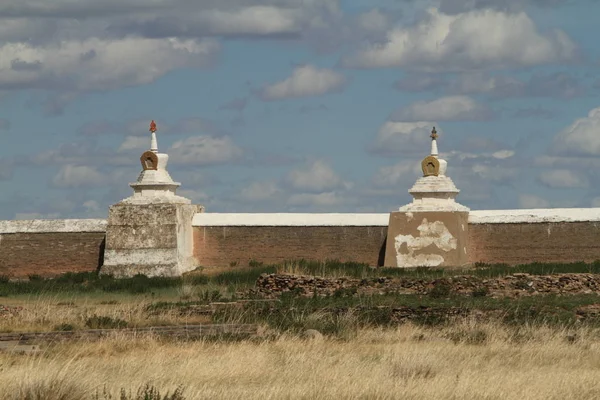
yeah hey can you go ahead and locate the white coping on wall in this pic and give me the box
[0,219,107,234]
[193,213,391,226]
[468,208,600,224]
[2,209,600,232]
[193,209,600,226]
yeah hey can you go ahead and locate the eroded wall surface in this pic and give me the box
[0,220,107,278]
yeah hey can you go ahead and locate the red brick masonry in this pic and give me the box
[468,222,600,265]
[194,226,388,267]
[0,232,106,278]
[3,210,600,277]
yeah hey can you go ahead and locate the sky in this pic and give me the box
[1,0,600,219]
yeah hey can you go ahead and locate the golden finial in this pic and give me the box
[149,120,157,133]
[430,127,438,140]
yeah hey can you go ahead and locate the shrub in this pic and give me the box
[428,281,452,299]
[85,315,128,330]
[185,275,209,285]
[198,289,222,303]
[471,286,489,298]
[93,384,185,400]
[446,329,488,345]
[53,323,75,331]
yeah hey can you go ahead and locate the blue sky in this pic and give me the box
[1,0,600,219]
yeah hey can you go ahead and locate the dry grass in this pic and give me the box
[0,294,211,333]
[2,323,600,399]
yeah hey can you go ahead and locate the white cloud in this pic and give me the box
[491,150,515,159]
[287,191,345,207]
[83,200,100,212]
[0,1,341,38]
[469,164,518,183]
[370,121,436,156]
[240,181,282,201]
[0,37,219,91]
[118,136,148,152]
[372,161,421,187]
[343,8,576,71]
[519,194,550,209]
[392,96,492,122]
[447,72,583,98]
[52,164,105,188]
[551,107,600,156]
[537,169,589,189]
[286,160,346,192]
[260,65,346,100]
[169,135,243,165]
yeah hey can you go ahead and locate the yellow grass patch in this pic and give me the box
[2,323,600,399]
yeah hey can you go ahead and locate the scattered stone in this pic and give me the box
[301,329,324,341]
[252,273,600,299]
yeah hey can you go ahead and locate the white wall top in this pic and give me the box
[469,208,600,224]
[193,213,390,227]
[0,219,107,234]
[193,209,600,227]
[2,208,600,232]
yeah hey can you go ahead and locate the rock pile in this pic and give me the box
[254,273,600,298]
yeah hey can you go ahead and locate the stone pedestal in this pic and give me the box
[101,203,204,278]
[384,210,469,268]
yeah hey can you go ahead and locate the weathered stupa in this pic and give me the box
[384,127,470,268]
[101,121,204,277]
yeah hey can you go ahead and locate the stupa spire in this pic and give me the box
[430,126,439,157]
[150,120,158,153]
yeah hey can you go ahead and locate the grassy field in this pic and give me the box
[3,260,600,399]
[2,324,600,399]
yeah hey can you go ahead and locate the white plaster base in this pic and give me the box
[100,203,203,278]
[384,211,469,268]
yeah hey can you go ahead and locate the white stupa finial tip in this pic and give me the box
[149,120,158,153]
[430,126,438,156]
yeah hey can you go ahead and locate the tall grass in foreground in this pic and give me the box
[2,324,600,399]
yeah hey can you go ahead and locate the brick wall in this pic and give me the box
[0,232,106,278]
[192,210,600,268]
[468,222,600,265]
[3,210,600,278]
[194,226,388,267]
[0,220,106,278]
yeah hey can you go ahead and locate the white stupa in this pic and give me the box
[120,120,190,205]
[399,127,469,212]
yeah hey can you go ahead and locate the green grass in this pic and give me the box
[2,260,600,298]
[276,259,600,279]
[209,291,600,334]
[0,266,277,297]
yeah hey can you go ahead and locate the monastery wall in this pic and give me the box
[468,209,600,265]
[2,209,600,277]
[0,220,107,278]
[192,214,390,268]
